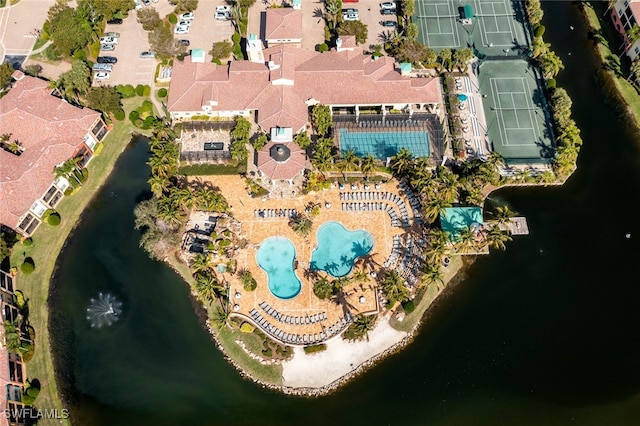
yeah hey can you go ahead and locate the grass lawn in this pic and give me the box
[583,3,640,126]
[215,326,283,385]
[8,98,152,423]
[389,255,464,333]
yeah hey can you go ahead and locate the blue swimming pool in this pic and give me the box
[310,221,374,278]
[256,237,302,299]
[339,129,430,160]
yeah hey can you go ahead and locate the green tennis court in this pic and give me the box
[478,60,554,163]
[414,0,530,55]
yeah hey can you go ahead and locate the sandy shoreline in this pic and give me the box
[282,315,407,388]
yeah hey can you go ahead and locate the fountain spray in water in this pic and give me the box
[86,292,122,328]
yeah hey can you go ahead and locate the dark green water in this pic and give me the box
[50,2,640,425]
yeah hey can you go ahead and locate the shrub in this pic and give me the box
[316,43,328,53]
[303,344,327,354]
[231,33,241,44]
[143,85,151,96]
[135,84,145,96]
[21,258,35,274]
[244,278,257,291]
[114,109,125,121]
[72,49,87,60]
[134,118,144,127]
[167,13,177,24]
[402,300,415,314]
[240,322,255,333]
[261,347,273,358]
[47,212,61,226]
[157,88,167,98]
[120,84,136,98]
[129,110,140,121]
[23,238,33,247]
[324,25,331,42]
[546,78,556,90]
[142,116,156,129]
[534,25,546,38]
[141,100,154,112]
[81,168,89,182]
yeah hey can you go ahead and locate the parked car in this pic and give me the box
[216,5,230,12]
[99,36,118,44]
[103,32,120,38]
[106,18,123,24]
[381,20,397,27]
[380,1,396,10]
[342,8,358,13]
[142,0,150,5]
[140,51,156,58]
[380,8,395,15]
[100,44,115,51]
[97,56,117,64]
[94,72,110,80]
[174,25,189,34]
[215,11,230,20]
[343,12,359,21]
[178,20,191,27]
[92,63,113,72]
[179,12,195,20]
[176,39,190,46]
[134,0,142,10]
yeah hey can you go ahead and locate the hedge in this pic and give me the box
[167,13,177,24]
[232,33,241,44]
[317,43,328,53]
[178,163,241,175]
[534,25,546,38]
[114,109,125,121]
[546,78,556,90]
[117,84,136,98]
[47,212,61,226]
[261,347,273,357]
[303,344,327,354]
[135,84,145,96]
[23,238,33,247]
[143,85,151,96]
[129,110,140,121]
[157,88,167,98]
[21,258,35,274]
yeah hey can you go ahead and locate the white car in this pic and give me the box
[215,11,230,20]
[380,1,396,10]
[343,12,359,21]
[134,0,142,9]
[179,12,195,20]
[174,25,189,34]
[100,43,115,51]
[99,36,118,44]
[216,5,230,13]
[94,72,110,80]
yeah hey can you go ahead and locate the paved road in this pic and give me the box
[0,0,56,63]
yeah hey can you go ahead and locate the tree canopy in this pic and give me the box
[46,4,92,58]
[337,20,368,45]
[84,86,123,116]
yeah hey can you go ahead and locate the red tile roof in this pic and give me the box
[256,141,306,180]
[168,46,442,132]
[631,1,640,22]
[0,76,101,230]
[265,8,302,42]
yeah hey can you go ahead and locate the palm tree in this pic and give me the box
[194,271,226,304]
[483,224,512,251]
[492,205,517,227]
[348,314,376,341]
[209,304,229,330]
[530,37,550,58]
[157,197,187,227]
[425,228,449,264]
[289,214,313,238]
[423,196,452,223]
[361,153,375,180]
[353,269,369,282]
[148,175,170,197]
[196,186,228,212]
[191,253,211,275]
[324,0,340,28]
[421,263,444,290]
[313,276,333,299]
[540,51,565,79]
[455,226,478,254]
[3,321,23,353]
[390,148,413,176]
[230,5,243,34]
[381,271,409,305]
[339,149,360,179]
[152,119,176,141]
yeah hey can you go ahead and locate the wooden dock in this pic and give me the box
[506,217,529,235]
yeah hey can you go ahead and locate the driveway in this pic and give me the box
[300,0,325,51]
[349,0,397,50]
[182,0,234,59]
[0,0,56,63]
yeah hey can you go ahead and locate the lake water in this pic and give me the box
[51,2,640,425]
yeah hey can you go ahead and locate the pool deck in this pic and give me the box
[194,175,421,345]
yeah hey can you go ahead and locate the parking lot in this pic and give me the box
[345,0,399,50]
[97,0,234,86]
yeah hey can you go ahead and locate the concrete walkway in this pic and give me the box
[0,0,56,63]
